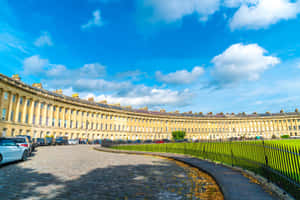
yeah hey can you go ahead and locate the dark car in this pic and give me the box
[35,138,46,146]
[143,140,152,144]
[162,139,170,143]
[55,137,68,145]
[45,137,53,145]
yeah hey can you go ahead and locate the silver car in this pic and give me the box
[0,138,28,165]
[8,137,31,155]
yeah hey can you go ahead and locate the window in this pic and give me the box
[4,92,8,100]
[12,95,16,102]
[18,112,21,122]
[53,106,56,111]
[2,109,6,120]
[27,99,30,106]
[59,107,62,112]
[10,111,14,121]
[65,108,68,113]
[52,118,55,126]
[20,97,23,104]
[41,103,44,109]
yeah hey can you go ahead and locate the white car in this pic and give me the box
[68,139,79,145]
[0,138,28,165]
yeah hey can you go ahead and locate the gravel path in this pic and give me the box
[0,145,222,200]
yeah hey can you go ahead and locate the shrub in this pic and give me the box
[280,135,290,139]
[172,131,186,140]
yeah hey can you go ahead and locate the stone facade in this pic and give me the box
[0,73,299,141]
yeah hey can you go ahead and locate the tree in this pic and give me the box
[172,131,186,140]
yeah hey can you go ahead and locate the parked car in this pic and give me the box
[55,137,68,145]
[34,138,46,146]
[0,138,28,165]
[16,135,35,152]
[68,139,79,145]
[143,140,152,144]
[16,135,36,151]
[155,140,164,144]
[45,137,53,145]
[162,139,170,143]
[9,137,32,155]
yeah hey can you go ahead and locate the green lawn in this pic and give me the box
[112,139,300,198]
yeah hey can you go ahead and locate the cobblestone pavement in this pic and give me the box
[0,145,222,200]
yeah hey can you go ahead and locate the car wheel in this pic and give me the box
[22,151,28,161]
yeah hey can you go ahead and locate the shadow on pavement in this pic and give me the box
[0,160,218,200]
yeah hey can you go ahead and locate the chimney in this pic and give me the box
[139,106,148,111]
[88,97,94,102]
[32,83,43,89]
[72,93,79,99]
[53,89,63,94]
[12,74,21,81]
[98,100,107,104]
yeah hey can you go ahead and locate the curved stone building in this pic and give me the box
[0,73,299,141]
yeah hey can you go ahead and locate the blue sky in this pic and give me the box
[1,0,300,114]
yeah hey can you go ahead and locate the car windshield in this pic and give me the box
[12,138,26,143]
[0,139,17,146]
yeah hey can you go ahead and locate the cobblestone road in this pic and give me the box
[0,145,222,200]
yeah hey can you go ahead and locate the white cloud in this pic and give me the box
[229,0,300,30]
[92,88,192,108]
[23,55,106,79]
[47,64,67,77]
[139,0,220,24]
[80,63,106,77]
[23,55,49,75]
[156,66,204,84]
[211,43,280,85]
[81,10,104,30]
[34,32,53,47]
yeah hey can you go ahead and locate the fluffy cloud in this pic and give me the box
[79,63,106,77]
[23,55,106,78]
[229,0,300,30]
[138,0,220,24]
[23,55,49,75]
[156,66,204,84]
[211,43,280,85]
[90,88,192,108]
[81,10,104,30]
[34,32,53,47]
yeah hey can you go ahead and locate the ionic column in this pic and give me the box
[49,105,53,127]
[42,103,47,126]
[28,99,34,125]
[14,94,20,122]
[55,106,59,127]
[36,101,41,125]
[21,96,28,123]
[61,107,65,128]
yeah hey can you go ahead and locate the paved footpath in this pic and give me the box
[0,145,223,200]
[96,147,279,200]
